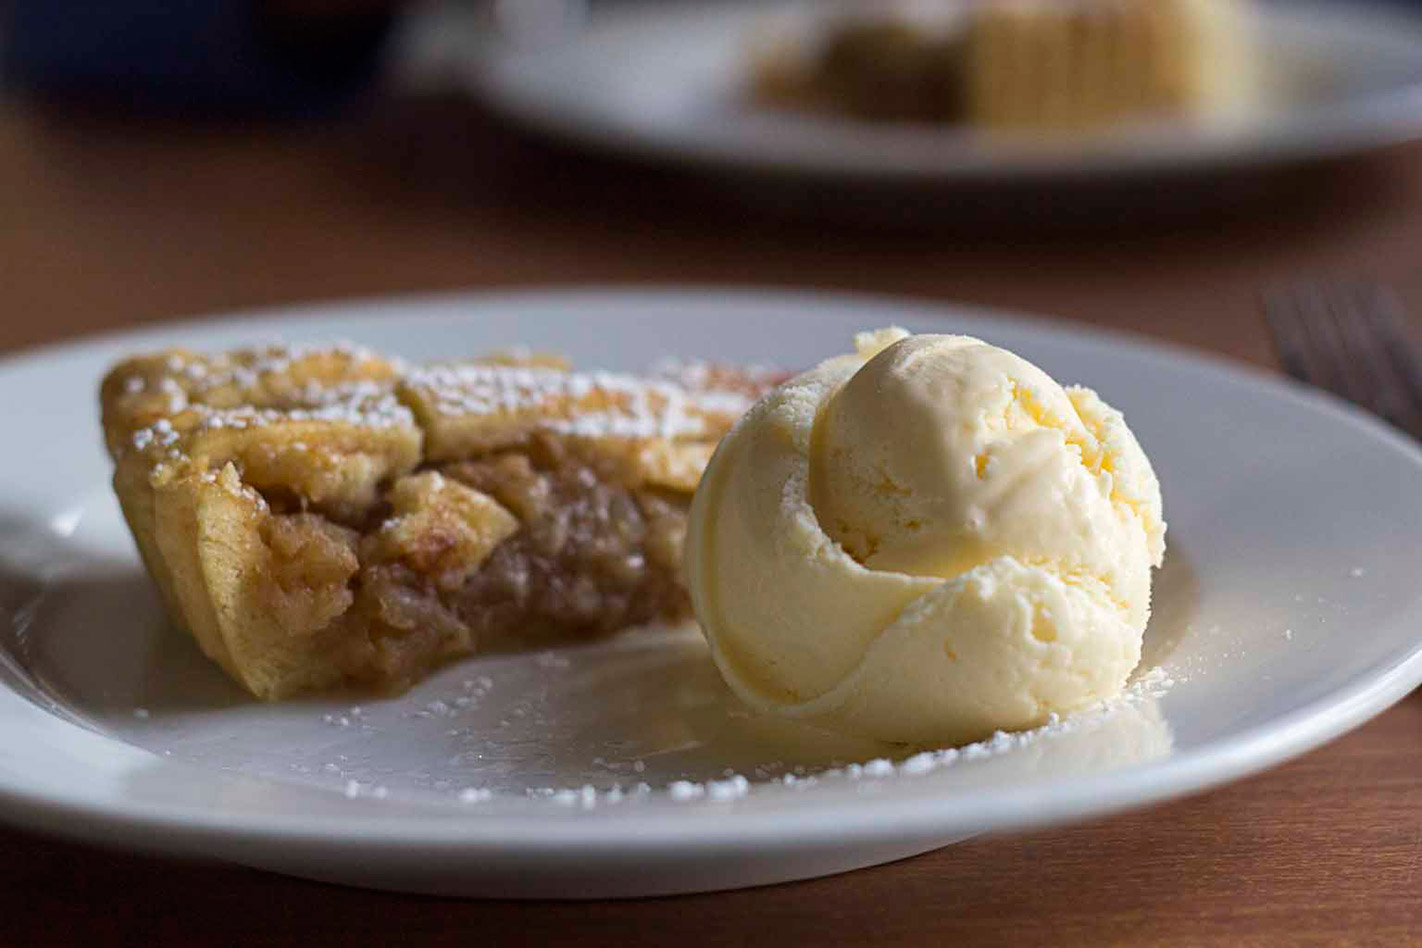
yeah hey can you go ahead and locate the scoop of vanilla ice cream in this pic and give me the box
[684,328,1165,745]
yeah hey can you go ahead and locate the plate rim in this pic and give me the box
[2,286,1421,857]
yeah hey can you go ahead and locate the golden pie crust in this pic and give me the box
[101,343,775,700]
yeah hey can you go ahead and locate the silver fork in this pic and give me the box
[1262,282,1422,443]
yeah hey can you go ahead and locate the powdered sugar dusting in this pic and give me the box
[462,668,1173,810]
[119,343,766,465]
[188,392,412,434]
[650,356,786,392]
[404,363,756,442]
[169,340,386,394]
[121,343,412,459]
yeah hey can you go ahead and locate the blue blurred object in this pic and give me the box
[2,1,395,115]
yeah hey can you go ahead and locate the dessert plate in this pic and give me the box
[457,0,1422,183]
[2,289,1421,898]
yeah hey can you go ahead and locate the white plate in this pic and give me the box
[461,0,1422,183]
[2,289,1421,899]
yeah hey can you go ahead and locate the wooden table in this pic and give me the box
[2,94,1419,946]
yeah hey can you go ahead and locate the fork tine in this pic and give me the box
[1264,286,1348,398]
[1263,287,1311,382]
[1352,283,1422,436]
[1262,282,1422,443]
[1309,285,1366,402]
[1322,283,1397,418]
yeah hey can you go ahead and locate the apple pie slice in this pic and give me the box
[100,343,775,700]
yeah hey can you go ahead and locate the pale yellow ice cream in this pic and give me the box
[684,328,1165,745]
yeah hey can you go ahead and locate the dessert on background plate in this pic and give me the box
[100,343,777,700]
[686,328,1166,746]
[750,0,1257,134]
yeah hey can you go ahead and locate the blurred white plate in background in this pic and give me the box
[456,0,1422,182]
[1,289,1421,897]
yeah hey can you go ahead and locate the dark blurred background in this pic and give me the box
[2,1,404,116]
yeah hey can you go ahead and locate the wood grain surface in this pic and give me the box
[1,94,1419,947]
